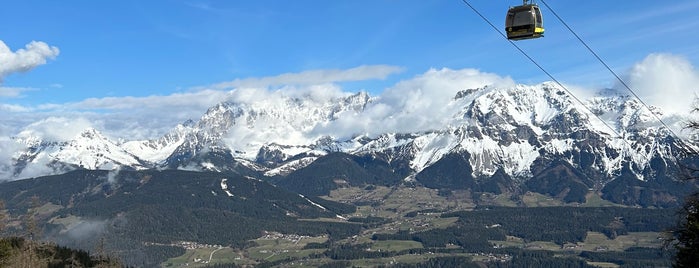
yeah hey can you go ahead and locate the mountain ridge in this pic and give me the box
[3,82,698,206]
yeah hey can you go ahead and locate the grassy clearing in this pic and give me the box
[478,192,519,207]
[49,214,82,230]
[37,202,63,215]
[583,192,622,207]
[246,234,328,262]
[164,234,329,267]
[298,217,352,223]
[588,261,620,268]
[161,184,664,267]
[327,186,475,220]
[490,231,664,254]
[370,240,423,252]
[163,247,244,267]
[490,235,525,249]
[521,192,564,207]
[523,241,562,251]
[261,249,325,262]
[349,252,492,266]
[429,217,459,229]
[581,232,662,251]
[348,252,450,267]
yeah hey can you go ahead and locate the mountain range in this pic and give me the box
[4,82,698,207]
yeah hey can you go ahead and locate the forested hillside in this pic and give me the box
[0,169,361,266]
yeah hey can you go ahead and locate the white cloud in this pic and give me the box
[1,66,398,141]
[0,67,508,143]
[4,57,696,146]
[17,117,95,141]
[72,89,231,111]
[61,219,107,242]
[216,84,355,153]
[0,136,26,180]
[0,103,30,113]
[211,65,404,89]
[0,86,36,98]
[0,40,59,81]
[314,68,515,138]
[228,83,349,104]
[618,53,699,114]
[0,136,23,164]
[0,89,234,140]
[381,67,514,107]
[4,59,699,177]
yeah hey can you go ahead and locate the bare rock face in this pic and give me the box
[6,84,698,207]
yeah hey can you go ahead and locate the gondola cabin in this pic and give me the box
[505,1,544,40]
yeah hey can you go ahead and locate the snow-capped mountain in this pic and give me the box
[10,128,148,178]
[3,82,697,206]
[121,120,195,164]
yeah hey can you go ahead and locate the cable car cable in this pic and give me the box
[460,0,622,138]
[539,0,697,156]
[459,0,658,166]
[538,0,685,143]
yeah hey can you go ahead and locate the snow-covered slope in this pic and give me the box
[121,121,195,164]
[3,83,694,198]
[9,128,148,178]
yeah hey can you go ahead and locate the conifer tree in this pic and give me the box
[674,193,699,267]
[0,200,6,234]
[673,108,699,267]
[25,195,42,241]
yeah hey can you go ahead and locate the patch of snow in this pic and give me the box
[264,157,317,177]
[220,179,234,197]
[299,194,326,211]
[410,132,459,172]
[545,139,574,154]
[244,176,264,182]
[201,162,220,172]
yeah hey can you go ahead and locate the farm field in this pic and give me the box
[161,185,674,267]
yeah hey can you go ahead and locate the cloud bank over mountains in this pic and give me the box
[0,53,696,145]
[621,53,699,115]
[313,68,515,139]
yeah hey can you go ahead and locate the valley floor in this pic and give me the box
[161,185,673,267]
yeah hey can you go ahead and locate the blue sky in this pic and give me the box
[1,0,698,139]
